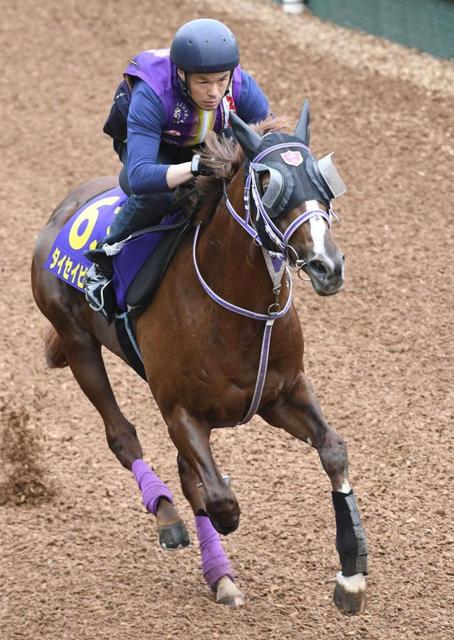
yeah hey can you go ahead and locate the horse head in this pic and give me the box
[230,102,346,296]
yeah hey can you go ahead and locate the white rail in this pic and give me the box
[282,0,304,14]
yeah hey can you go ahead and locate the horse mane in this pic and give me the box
[188,116,293,223]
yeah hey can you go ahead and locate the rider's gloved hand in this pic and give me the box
[191,154,216,177]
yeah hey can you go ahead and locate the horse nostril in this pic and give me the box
[308,259,329,279]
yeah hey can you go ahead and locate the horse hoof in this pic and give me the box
[210,518,238,536]
[215,576,246,607]
[333,572,367,615]
[158,520,190,550]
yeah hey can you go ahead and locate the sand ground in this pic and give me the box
[1,1,453,638]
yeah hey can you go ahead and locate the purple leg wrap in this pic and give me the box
[132,459,174,516]
[195,515,234,588]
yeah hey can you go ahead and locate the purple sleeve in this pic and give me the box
[236,70,270,125]
[126,80,172,193]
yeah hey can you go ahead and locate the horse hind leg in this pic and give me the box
[45,321,142,468]
[132,459,190,550]
[44,325,67,368]
[260,373,368,615]
[45,321,189,549]
[177,454,245,606]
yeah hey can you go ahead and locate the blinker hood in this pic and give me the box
[306,153,347,200]
[251,161,295,219]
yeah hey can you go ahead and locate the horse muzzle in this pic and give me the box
[305,251,345,296]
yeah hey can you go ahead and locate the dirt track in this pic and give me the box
[1,1,453,638]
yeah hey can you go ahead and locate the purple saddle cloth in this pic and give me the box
[44,186,187,311]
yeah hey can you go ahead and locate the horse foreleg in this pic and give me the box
[166,408,240,535]
[177,454,245,606]
[54,325,188,548]
[260,372,368,615]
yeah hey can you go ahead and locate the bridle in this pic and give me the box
[247,142,334,247]
[220,142,334,250]
[192,140,337,424]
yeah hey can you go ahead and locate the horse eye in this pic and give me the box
[260,175,270,191]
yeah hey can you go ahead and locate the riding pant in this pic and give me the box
[102,144,193,247]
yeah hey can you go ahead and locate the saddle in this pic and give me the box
[112,213,193,316]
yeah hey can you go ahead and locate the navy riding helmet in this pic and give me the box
[170,18,240,73]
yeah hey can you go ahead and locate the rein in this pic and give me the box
[192,142,333,424]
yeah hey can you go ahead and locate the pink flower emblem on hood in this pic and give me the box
[280,150,304,167]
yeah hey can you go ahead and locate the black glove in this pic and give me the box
[191,154,215,177]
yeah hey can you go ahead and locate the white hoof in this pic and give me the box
[334,572,367,614]
[215,576,246,607]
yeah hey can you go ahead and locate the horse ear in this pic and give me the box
[294,99,310,146]
[229,112,262,160]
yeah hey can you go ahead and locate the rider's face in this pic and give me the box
[179,70,231,110]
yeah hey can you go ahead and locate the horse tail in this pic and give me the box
[44,326,67,369]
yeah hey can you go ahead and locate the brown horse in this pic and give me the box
[32,105,368,612]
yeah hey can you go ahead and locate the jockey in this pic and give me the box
[86,18,270,279]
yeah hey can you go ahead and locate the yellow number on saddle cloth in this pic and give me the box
[68,196,121,250]
[45,193,123,292]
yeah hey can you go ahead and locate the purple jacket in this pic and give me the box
[124,49,243,147]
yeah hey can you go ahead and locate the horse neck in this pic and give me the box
[197,169,282,311]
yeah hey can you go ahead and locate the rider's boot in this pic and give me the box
[83,263,116,323]
[84,233,124,323]
[84,247,114,278]
[84,240,116,322]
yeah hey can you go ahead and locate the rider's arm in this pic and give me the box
[126,81,192,192]
[236,70,270,125]
[165,162,193,189]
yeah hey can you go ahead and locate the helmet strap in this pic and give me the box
[176,71,193,104]
[223,70,234,97]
